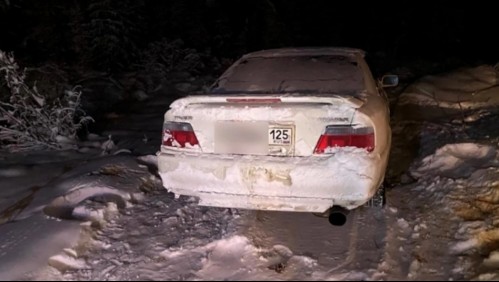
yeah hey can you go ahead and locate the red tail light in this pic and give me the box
[314,125,374,154]
[162,122,200,148]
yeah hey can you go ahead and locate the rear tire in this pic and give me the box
[365,184,386,208]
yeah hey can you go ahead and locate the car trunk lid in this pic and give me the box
[164,95,367,157]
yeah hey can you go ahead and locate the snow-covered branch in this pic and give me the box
[0,50,93,152]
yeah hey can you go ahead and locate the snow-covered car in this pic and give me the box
[158,47,397,221]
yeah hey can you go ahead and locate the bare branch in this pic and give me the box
[0,50,93,152]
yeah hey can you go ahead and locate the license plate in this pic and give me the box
[268,127,293,145]
[215,122,268,154]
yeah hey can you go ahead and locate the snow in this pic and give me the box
[48,253,89,271]
[0,167,27,177]
[136,154,158,167]
[482,251,499,269]
[0,150,160,280]
[160,235,265,280]
[451,238,479,254]
[171,103,296,121]
[398,65,499,110]
[152,233,335,281]
[411,143,498,179]
[48,189,379,281]
[0,213,82,281]
[397,218,410,230]
[159,146,380,211]
[1,65,498,280]
[166,94,363,157]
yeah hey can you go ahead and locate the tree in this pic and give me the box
[75,0,145,72]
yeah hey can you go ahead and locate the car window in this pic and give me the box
[210,55,365,95]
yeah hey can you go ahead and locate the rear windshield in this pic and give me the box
[210,55,365,95]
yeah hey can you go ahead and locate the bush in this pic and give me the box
[0,50,92,152]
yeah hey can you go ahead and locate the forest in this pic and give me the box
[1,0,496,72]
[0,0,497,150]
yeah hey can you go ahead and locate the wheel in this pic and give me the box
[365,184,386,208]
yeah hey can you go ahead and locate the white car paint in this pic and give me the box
[158,47,392,213]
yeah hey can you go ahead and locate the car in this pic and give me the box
[157,47,397,224]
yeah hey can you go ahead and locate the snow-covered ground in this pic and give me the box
[0,65,498,280]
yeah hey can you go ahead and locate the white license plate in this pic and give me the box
[215,122,268,154]
[268,127,293,145]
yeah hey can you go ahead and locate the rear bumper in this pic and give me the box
[158,148,385,212]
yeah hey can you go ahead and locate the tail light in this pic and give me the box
[314,125,374,154]
[162,122,200,148]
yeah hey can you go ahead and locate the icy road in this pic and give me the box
[1,65,499,280]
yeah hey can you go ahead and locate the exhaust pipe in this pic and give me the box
[328,206,349,226]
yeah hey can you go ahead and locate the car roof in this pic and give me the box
[241,47,366,59]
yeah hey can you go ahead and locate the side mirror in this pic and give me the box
[380,74,399,88]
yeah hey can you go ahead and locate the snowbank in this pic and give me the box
[411,143,499,179]
[399,65,499,110]
[395,65,499,122]
[0,153,161,280]
[158,234,355,281]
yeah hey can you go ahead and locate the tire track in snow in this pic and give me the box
[237,207,386,278]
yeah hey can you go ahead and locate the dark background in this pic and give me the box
[1,0,497,74]
[0,0,497,154]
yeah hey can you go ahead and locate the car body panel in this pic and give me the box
[157,47,391,212]
[165,95,372,156]
[158,146,384,212]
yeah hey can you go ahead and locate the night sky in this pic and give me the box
[0,0,497,71]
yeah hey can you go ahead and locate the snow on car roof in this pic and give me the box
[242,47,366,59]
